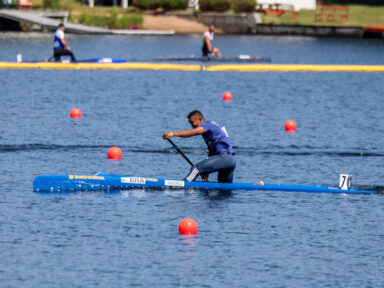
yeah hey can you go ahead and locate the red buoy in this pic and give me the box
[70,108,82,118]
[178,218,198,236]
[108,146,122,160]
[285,120,296,132]
[222,91,233,101]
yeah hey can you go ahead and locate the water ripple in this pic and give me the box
[1,143,382,158]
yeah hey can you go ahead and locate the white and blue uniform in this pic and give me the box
[184,120,236,183]
[202,30,214,57]
[53,28,65,49]
[52,27,76,62]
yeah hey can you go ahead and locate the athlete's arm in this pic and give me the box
[162,127,205,139]
[204,34,213,53]
[60,37,70,50]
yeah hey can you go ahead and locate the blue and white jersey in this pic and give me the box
[199,120,234,156]
[53,28,65,49]
[203,30,214,41]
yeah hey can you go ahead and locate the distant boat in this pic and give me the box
[153,55,271,63]
[50,58,127,63]
[17,57,128,63]
[73,58,127,63]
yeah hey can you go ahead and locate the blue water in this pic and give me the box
[0,33,384,287]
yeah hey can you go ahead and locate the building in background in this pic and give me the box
[258,0,316,10]
[81,0,315,10]
[188,0,316,11]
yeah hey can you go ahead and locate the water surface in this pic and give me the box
[0,34,383,287]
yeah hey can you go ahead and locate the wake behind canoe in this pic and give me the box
[33,174,375,194]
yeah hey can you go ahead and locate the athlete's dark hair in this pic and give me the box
[188,110,204,119]
[59,23,65,28]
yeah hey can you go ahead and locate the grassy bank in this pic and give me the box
[71,8,143,29]
[32,0,143,29]
[30,0,384,28]
[261,5,384,26]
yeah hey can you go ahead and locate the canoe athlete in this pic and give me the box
[53,23,77,62]
[202,25,221,58]
[162,110,235,183]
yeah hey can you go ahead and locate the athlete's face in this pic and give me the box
[189,116,203,128]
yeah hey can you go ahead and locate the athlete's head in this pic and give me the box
[188,110,205,128]
[209,25,215,32]
[58,23,65,30]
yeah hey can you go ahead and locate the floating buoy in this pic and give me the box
[284,120,296,132]
[179,218,198,236]
[222,91,233,101]
[108,146,122,160]
[70,108,82,118]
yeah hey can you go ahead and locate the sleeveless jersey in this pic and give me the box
[53,28,65,49]
[199,120,234,156]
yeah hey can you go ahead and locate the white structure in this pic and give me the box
[88,0,129,8]
[188,0,199,10]
[258,0,316,11]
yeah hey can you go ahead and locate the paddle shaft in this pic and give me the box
[166,138,194,167]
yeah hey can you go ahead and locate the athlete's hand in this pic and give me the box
[162,132,173,139]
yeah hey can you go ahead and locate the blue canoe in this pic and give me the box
[74,58,127,63]
[40,57,127,63]
[33,174,374,194]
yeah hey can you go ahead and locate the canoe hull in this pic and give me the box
[33,174,373,194]
[153,56,271,63]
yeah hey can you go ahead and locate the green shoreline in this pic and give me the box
[16,1,384,29]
